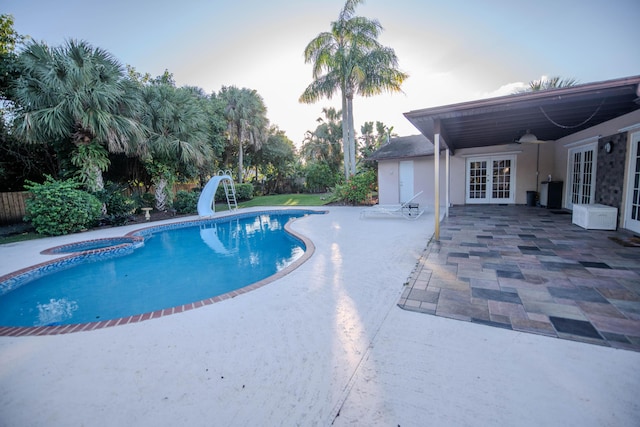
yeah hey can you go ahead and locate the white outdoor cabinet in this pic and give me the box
[572,204,618,230]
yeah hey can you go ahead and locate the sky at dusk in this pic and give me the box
[5,0,640,146]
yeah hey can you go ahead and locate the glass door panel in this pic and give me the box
[567,144,596,209]
[466,156,515,204]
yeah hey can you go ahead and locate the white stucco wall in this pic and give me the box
[378,142,549,206]
[554,109,640,214]
[451,143,550,205]
[377,156,445,208]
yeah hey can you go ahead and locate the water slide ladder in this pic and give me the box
[222,178,238,211]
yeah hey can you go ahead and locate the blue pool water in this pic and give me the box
[0,210,320,327]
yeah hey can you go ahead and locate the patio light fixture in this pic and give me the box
[517,130,546,144]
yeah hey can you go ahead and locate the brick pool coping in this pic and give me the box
[0,212,319,336]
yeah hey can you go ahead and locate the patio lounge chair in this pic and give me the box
[360,191,424,220]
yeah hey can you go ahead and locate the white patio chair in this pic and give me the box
[360,191,424,220]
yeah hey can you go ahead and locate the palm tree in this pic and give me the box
[12,40,145,191]
[299,0,407,178]
[139,83,211,210]
[300,107,343,175]
[219,86,269,182]
[519,76,579,92]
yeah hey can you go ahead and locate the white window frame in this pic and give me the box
[624,131,640,233]
[565,142,598,210]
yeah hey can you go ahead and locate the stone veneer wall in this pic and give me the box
[595,132,627,222]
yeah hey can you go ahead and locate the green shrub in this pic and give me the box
[95,182,136,225]
[24,176,103,235]
[173,190,200,214]
[131,191,156,211]
[333,170,377,205]
[236,183,254,200]
[305,162,340,193]
[215,183,254,202]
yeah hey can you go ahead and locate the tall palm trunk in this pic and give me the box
[341,94,351,180]
[347,95,357,176]
[154,177,169,211]
[238,125,245,183]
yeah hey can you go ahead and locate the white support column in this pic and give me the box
[445,147,450,217]
[434,131,440,241]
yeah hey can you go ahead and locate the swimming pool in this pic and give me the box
[0,209,324,334]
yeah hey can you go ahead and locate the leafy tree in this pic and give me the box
[127,65,176,87]
[0,15,53,191]
[253,126,297,194]
[12,40,146,192]
[219,86,269,183]
[358,120,393,170]
[300,107,343,175]
[304,161,339,193]
[0,14,26,102]
[300,0,407,179]
[197,90,227,183]
[139,83,211,210]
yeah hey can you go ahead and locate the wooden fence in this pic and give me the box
[0,184,200,225]
[0,192,29,225]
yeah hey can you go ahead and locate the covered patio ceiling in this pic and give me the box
[404,75,640,154]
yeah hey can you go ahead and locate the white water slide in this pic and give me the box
[197,174,237,216]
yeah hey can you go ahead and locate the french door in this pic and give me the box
[466,155,515,204]
[624,132,640,233]
[567,143,597,209]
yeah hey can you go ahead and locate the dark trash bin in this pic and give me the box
[526,191,537,207]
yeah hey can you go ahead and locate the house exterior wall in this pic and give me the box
[449,155,466,205]
[377,156,445,208]
[555,109,640,226]
[378,143,544,207]
[450,142,552,205]
[596,132,627,208]
[377,109,640,223]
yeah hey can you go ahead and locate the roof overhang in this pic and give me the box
[403,75,640,154]
[367,134,434,161]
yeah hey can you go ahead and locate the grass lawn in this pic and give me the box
[238,193,331,208]
[0,231,41,244]
[0,193,332,244]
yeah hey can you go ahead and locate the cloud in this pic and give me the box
[477,81,528,99]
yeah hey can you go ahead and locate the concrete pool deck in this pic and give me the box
[1,207,639,426]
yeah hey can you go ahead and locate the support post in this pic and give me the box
[434,129,441,241]
[445,147,450,217]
